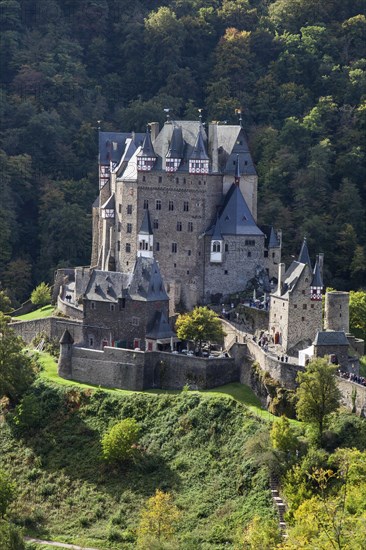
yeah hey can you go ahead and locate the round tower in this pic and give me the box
[324,291,349,333]
[58,329,74,379]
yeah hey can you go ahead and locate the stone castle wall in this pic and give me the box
[11,317,83,345]
[63,346,238,391]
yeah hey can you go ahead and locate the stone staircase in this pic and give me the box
[270,475,287,538]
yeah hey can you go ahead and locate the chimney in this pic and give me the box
[209,123,219,173]
[318,253,324,280]
[277,229,282,248]
[278,263,285,295]
[149,122,159,142]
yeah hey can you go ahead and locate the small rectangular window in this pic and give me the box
[127,204,132,214]
[118,204,122,213]
[177,221,182,231]
[188,250,191,256]
[126,243,131,253]
[143,199,148,210]
[127,223,132,233]
[118,222,121,232]
[158,176,162,183]
[153,219,159,229]
[156,199,161,210]
[89,337,94,347]
[264,250,268,258]
[169,201,174,211]
[188,222,193,232]
[117,241,121,251]
[172,243,177,253]
[156,242,160,251]
[183,201,189,212]
[303,304,307,310]
[119,298,126,310]
[91,302,95,310]
[245,239,255,246]
[110,304,115,312]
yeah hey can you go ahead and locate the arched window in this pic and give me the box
[212,241,221,253]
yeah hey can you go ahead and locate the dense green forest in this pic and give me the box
[0,0,365,305]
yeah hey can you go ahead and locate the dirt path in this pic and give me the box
[24,536,100,550]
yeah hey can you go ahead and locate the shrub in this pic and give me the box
[101,418,140,463]
[30,283,51,307]
[0,470,15,518]
[0,520,25,550]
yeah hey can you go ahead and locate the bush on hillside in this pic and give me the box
[0,470,15,518]
[0,520,24,550]
[30,283,51,308]
[101,418,141,463]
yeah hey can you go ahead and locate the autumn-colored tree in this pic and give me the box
[137,489,180,547]
[175,307,225,354]
[238,515,281,549]
[30,282,51,308]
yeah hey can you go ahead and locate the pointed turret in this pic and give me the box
[137,128,156,171]
[311,255,323,301]
[298,237,312,269]
[137,210,153,258]
[189,127,209,174]
[166,127,183,172]
[101,194,115,218]
[268,226,280,248]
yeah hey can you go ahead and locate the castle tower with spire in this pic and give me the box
[269,238,324,353]
[92,119,281,309]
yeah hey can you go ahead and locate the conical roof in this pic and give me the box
[311,257,323,287]
[139,209,153,235]
[146,310,175,339]
[166,127,184,158]
[128,257,169,301]
[60,329,74,345]
[137,129,156,158]
[190,127,209,160]
[268,226,280,248]
[216,184,263,236]
[298,238,312,269]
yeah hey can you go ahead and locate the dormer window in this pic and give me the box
[166,158,181,172]
[137,156,155,171]
[189,159,209,174]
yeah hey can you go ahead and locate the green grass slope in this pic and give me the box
[13,305,55,321]
[2,381,275,549]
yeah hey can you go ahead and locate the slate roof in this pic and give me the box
[211,216,223,240]
[137,129,156,158]
[311,258,323,288]
[313,331,349,346]
[99,131,144,165]
[216,125,257,176]
[208,184,263,236]
[101,193,115,210]
[146,310,175,340]
[84,270,131,302]
[190,127,209,160]
[166,127,184,158]
[260,225,280,249]
[298,238,312,269]
[278,261,308,297]
[139,209,153,235]
[128,257,169,302]
[60,329,74,345]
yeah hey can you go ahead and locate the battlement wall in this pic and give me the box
[10,317,83,345]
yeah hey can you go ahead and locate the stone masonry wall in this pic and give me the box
[65,346,237,391]
[11,317,83,345]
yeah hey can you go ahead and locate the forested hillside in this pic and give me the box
[1,0,365,305]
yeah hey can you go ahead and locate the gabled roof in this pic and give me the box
[277,261,309,297]
[298,238,312,269]
[84,270,131,302]
[101,194,115,210]
[313,331,349,346]
[146,310,175,340]
[209,184,263,236]
[216,126,257,176]
[137,129,156,158]
[139,209,153,236]
[128,257,169,302]
[99,131,144,165]
[166,127,184,158]
[311,258,323,288]
[190,127,209,160]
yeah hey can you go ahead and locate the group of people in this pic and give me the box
[338,370,366,387]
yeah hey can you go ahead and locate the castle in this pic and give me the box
[92,120,281,311]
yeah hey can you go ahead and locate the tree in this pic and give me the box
[296,358,341,444]
[349,290,366,341]
[137,489,180,547]
[239,515,281,549]
[0,291,11,313]
[0,313,38,403]
[0,470,15,518]
[30,282,51,308]
[175,307,225,354]
[101,418,140,463]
